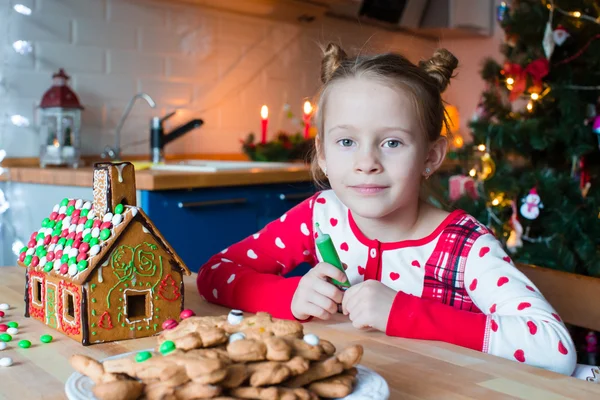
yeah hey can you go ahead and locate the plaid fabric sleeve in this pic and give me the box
[464,232,577,376]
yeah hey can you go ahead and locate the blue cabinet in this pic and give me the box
[141,182,316,273]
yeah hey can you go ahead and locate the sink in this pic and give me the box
[148,159,304,172]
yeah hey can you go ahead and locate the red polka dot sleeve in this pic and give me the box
[464,234,577,376]
[196,193,319,320]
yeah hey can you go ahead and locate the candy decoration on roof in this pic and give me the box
[17,162,190,346]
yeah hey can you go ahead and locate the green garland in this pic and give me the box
[241,131,314,162]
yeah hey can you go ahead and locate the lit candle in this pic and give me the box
[260,105,268,144]
[303,101,313,139]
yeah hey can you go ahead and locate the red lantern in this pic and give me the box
[38,69,84,168]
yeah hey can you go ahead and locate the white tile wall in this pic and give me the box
[0,0,436,159]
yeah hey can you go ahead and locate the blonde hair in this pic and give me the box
[309,43,459,188]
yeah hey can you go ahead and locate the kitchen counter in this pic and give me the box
[0,158,312,190]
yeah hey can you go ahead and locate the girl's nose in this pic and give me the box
[354,150,382,174]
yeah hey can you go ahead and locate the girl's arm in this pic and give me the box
[196,193,319,319]
[386,233,577,376]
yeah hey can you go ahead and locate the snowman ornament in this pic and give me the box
[520,188,543,220]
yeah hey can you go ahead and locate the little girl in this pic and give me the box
[197,44,577,376]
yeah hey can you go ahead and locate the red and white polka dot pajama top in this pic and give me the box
[197,190,577,375]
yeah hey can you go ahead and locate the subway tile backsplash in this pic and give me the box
[0,0,434,159]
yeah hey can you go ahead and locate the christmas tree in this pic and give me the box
[444,0,600,277]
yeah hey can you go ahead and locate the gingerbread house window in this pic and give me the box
[32,277,44,307]
[124,289,152,323]
[65,292,75,321]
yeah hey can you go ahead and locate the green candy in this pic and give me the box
[24,255,32,266]
[36,232,44,241]
[18,340,31,349]
[36,246,45,255]
[55,220,63,230]
[100,229,111,240]
[77,260,88,271]
[115,204,124,214]
[66,206,75,216]
[0,334,12,342]
[61,254,69,264]
[68,257,77,266]
[66,239,74,247]
[38,249,47,258]
[81,209,89,217]
[43,264,53,272]
[60,198,69,207]
[90,237,99,246]
[135,351,153,363]
[159,340,176,355]
[47,220,56,229]
[41,218,50,228]
[84,220,94,229]
[52,229,61,237]
[19,246,28,254]
[40,334,53,343]
[83,234,91,243]
[7,322,18,328]
[58,238,66,246]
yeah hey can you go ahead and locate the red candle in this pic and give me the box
[303,101,313,139]
[260,105,268,144]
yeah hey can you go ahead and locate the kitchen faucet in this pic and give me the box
[150,112,203,163]
[101,92,156,160]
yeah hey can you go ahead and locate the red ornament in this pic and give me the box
[162,319,178,330]
[98,311,113,330]
[180,309,196,320]
[39,69,83,110]
[157,274,181,302]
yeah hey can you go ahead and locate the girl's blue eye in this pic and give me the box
[384,140,401,148]
[338,139,354,147]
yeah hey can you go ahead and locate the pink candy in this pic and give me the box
[180,309,196,320]
[162,319,178,330]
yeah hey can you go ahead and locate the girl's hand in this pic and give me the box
[342,280,397,332]
[291,262,347,321]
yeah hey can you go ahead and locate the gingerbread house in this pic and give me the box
[17,162,191,345]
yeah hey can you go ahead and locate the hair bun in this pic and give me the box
[419,49,458,92]
[321,43,347,84]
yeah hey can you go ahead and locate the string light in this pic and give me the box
[506,77,515,85]
[545,0,600,25]
[530,93,539,100]
[469,168,477,177]
[492,198,501,206]
[477,144,486,152]
[527,102,533,112]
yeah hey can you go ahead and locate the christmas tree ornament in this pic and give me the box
[477,152,496,181]
[520,188,544,220]
[579,157,592,198]
[507,200,523,254]
[448,175,478,201]
[552,25,570,46]
[543,22,555,59]
[496,1,509,22]
[593,116,600,150]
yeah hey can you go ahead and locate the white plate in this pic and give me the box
[65,349,389,400]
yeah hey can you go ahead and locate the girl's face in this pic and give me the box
[318,77,445,220]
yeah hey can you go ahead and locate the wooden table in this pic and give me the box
[0,267,599,400]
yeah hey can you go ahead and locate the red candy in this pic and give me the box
[76,253,87,262]
[60,264,68,274]
[57,214,65,221]
[92,220,102,228]
[55,250,63,259]
[162,319,178,330]
[180,309,196,320]
[71,216,79,225]
[79,217,87,226]
[0,324,7,332]
[30,231,38,240]
[67,232,76,240]
[19,252,26,262]
[72,240,81,250]
[68,199,75,207]
[43,235,51,245]
[72,209,81,217]
[100,221,112,230]
[51,236,59,244]
[50,212,58,221]
[46,251,55,261]
[0,311,4,317]
[31,256,39,267]
[79,243,90,254]
[28,239,37,248]
[61,230,68,238]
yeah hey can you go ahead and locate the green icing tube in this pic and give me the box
[314,223,350,289]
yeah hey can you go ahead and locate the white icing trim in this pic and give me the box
[123,288,153,324]
[62,289,77,325]
[31,276,44,307]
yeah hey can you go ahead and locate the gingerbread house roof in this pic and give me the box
[18,198,190,285]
